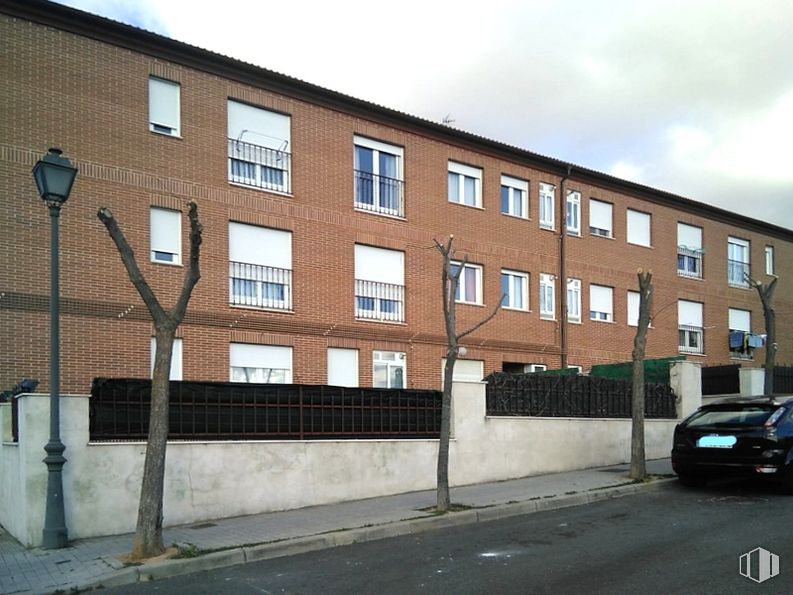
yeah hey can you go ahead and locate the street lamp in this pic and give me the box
[32,148,77,549]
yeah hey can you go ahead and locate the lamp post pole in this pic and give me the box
[33,148,77,549]
[42,201,68,549]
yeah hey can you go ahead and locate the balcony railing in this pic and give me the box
[228,138,291,194]
[355,279,405,322]
[354,170,404,217]
[678,325,704,354]
[230,261,292,310]
[677,247,703,279]
[727,259,750,287]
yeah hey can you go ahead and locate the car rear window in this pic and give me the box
[687,406,779,427]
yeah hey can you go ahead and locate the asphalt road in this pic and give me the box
[105,480,793,594]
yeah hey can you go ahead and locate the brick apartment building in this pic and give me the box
[1,0,791,393]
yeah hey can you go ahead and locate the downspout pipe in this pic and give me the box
[559,164,572,369]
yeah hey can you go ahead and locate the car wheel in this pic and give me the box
[677,473,707,488]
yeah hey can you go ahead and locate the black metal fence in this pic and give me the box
[701,364,741,395]
[90,378,441,441]
[774,365,793,394]
[485,373,677,418]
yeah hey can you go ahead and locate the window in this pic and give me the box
[448,161,482,207]
[230,343,292,383]
[627,291,640,327]
[539,273,555,319]
[227,100,291,193]
[589,284,613,322]
[766,246,775,275]
[148,77,180,136]
[150,208,181,264]
[678,300,704,354]
[451,261,483,305]
[727,237,750,287]
[500,175,528,218]
[728,308,752,360]
[566,191,581,235]
[355,245,405,322]
[539,183,555,229]
[327,348,359,387]
[501,269,529,311]
[373,350,405,388]
[677,223,703,279]
[567,365,583,374]
[589,199,613,237]
[150,337,182,381]
[229,222,292,310]
[354,136,404,217]
[504,363,546,373]
[567,278,581,322]
[626,209,651,247]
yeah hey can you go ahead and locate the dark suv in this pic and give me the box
[671,396,793,491]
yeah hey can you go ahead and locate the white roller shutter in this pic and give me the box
[677,223,702,250]
[228,222,291,269]
[149,78,180,134]
[627,210,651,246]
[328,348,359,387]
[227,100,290,151]
[728,308,751,332]
[678,300,703,327]
[354,244,404,285]
[590,200,612,233]
[590,285,613,315]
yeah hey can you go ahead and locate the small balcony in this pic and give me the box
[677,248,702,279]
[678,325,704,355]
[727,259,750,288]
[230,261,292,311]
[355,279,405,322]
[354,170,404,218]
[228,138,291,194]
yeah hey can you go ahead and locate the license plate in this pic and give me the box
[697,435,737,448]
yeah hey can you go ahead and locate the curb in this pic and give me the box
[72,478,675,593]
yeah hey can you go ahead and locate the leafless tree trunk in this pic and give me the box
[630,269,653,481]
[98,202,202,559]
[750,276,778,396]
[434,236,501,511]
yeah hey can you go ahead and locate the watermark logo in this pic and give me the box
[739,547,780,584]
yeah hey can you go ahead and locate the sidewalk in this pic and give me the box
[0,459,674,594]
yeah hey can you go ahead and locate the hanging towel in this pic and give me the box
[748,334,764,348]
[729,330,744,348]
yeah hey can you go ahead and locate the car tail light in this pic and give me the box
[755,465,779,474]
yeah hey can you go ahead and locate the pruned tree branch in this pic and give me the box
[458,298,503,340]
[171,201,202,323]
[97,207,166,324]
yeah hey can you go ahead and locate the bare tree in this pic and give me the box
[434,236,501,511]
[749,275,778,396]
[98,202,202,559]
[630,269,653,481]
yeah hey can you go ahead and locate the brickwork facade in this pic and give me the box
[2,3,792,392]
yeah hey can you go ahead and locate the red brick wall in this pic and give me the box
[2,13,791,393]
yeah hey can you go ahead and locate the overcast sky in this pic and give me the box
[56,0,793,230]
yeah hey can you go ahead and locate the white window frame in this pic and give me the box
[354,244,405,322]
[451,261,483,305]
[727,236,750,288]
[150,207,181,265]
[539,183,555,229]
[678,300,704,355]
[566,191,581,236]
[353,136,404,217]
[627,290,640,327]
[677,223,703,279]
[373,350,406,389]
[539,273,555,319]
[728,308,753,360]
[150,337,182,381]
[229,343,293,384]
[765,246,775,275]
[567,278,581,323]
[327,347,359,387]
[148,77,180,136]
[229,222,292,311]
[227,100,291,194]
[626,209,651,247]
[448,161,482,208]
[500,175,528,219]
[501,269,529,311]
[589,199,613,238]
[589,284,614,322]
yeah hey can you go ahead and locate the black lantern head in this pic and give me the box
[32,148,77,208]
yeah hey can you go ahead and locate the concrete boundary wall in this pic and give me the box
[0,362,698,546]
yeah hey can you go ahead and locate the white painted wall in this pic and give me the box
[0,368,693,546]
